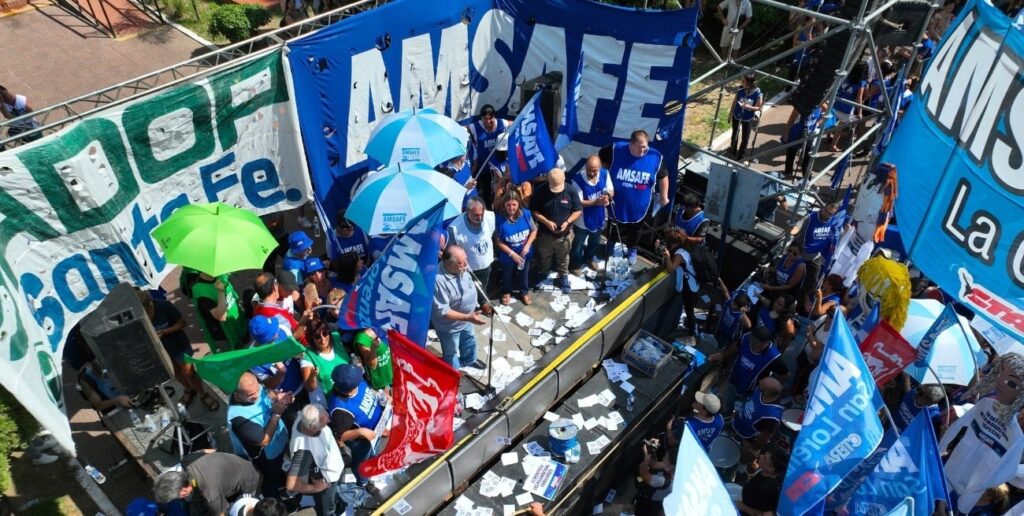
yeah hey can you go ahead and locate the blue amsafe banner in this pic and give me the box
[339,202,446,345]
[885,0,1024,340]
[285,0,698,232]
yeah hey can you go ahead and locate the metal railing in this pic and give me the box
[0,0,385,148]
[59,0,119,37]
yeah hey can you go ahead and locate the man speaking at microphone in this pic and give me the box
[431,245,488,370]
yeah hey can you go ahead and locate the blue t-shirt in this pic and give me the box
[835,79,867,114]
[330,227,369,261]
[803,210,839,255]
[787,106,824,142]
[608,141,663,224]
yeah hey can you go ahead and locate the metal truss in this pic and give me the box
[690,0,940,217]
[0,0,386,148]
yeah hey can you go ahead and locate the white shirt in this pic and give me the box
[673,248,699,293]
[448,211,496,271]
[2,94,38,130]
[719,0,753,28]
[938,397,1024,512]
[289,419,345,483]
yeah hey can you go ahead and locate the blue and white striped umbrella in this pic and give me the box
[366,108,469,167]
[902,299,988,386]
[347,162,464,235]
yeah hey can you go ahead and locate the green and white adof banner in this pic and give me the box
[0,51,311,454]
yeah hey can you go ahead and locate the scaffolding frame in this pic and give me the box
[0,0,386,148]
[690,0,940,224]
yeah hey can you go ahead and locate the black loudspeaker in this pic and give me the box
[705,226,772,290]
[873,2,932,46]
[519,72,562,143]
[79,283,174,398]
[790,0,868,116]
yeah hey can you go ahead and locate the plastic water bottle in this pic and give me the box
[84,465,107,484]
[626,393,635,414]
[128,409,142,428]
[313,216,321,237]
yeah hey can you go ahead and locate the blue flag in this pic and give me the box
[845,411,951,516]
[780,312,886,515]
[555,50,584,151]
[338,202,447,345]
[913,303,958,366]
[663,425,737,515]
[825,424,899,510]
[508,90,559,184]
[854,302,881,342]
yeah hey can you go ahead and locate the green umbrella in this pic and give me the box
[152,202,277,276]
[185,337,305,393]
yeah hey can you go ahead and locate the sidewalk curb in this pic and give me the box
[709,89,790,152]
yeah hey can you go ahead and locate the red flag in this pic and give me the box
[358,330,461,478]
[858,320,917,386]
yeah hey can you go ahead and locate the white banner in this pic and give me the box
[0,51,311,453]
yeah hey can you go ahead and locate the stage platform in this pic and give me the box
[365,257,682,515]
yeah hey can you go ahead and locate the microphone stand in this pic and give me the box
[467,268,525,395]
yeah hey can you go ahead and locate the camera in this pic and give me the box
[655,242,667,255]
[643,437,661,454]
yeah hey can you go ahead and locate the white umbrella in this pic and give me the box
[347,162,464,235]
[365,107,469,167]
[901,299,988,386]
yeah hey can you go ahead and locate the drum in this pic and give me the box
[708,436,741,482]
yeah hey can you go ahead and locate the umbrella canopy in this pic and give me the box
[152,202,278,276]
[365,107,468,167]
[901,299,988,386]
[347,162,464,235]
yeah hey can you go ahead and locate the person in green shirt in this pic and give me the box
[353,328,392,390]
[300,319,351,395]
[182,268,250,354]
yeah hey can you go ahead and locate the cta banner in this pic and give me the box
[858,320,917,387]
[886,0,1024,339]
[359,329,459,478]
[285,0,698,236]
[0,52,310,453]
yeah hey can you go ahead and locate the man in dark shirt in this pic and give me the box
[153,451,262,516]
[532,168,582,293]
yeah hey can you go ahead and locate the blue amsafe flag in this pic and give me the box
[663,425,737,515]
[339,201,447,346]
[508,90,560,185]
[845,411,951,515]
[780,313,886,515]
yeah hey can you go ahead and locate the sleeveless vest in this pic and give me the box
[327,382,383,430]
[572,168,610,231]
[227,389,287,460]
[609,142,662,224]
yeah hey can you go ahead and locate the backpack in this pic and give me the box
[689,246,719,288]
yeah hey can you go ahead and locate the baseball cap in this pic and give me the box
[288,231,314,254]
[694,391,722,415]
[331,364,364,394]
[249,315,288,345]
[303,257,326,274]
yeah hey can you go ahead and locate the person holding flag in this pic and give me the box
[468,105,512,174]
[600,129,671,265]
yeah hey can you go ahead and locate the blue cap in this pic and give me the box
[288,231,314,254]
[331,364,364,394]
[249,315,288,344]
[303,257,326,274]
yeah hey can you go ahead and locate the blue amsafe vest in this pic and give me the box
[328,382,383,430]
[732,389,784,439]
[835,79,866,114]
[774,255,804,287]
[572,169,609,232]
[281,251,306,283]
[331,228,369,260]
[686,415,724,450]
[718,300,745,344]
[730,332,781,393]
[674,209,707,240]
[758,310,778,336]
[803,211,836,255]
[471,119,508,168]
[497,208,534,264]
[609,141,662,224]
[732,87,763,122]
[227,389,287,460]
